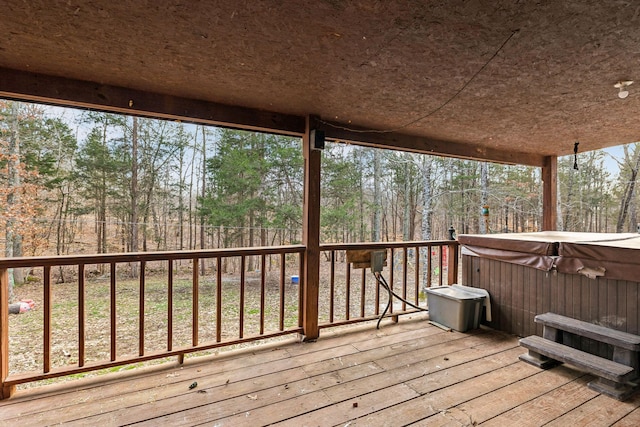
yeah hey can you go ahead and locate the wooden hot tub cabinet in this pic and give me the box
[459,232,640,358]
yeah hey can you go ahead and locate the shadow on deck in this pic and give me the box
[2,314,640,426]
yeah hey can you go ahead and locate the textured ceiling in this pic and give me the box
[1,0,639,161]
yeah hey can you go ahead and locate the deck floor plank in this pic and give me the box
[69,325,448,425]
[3,353,310,425]
[2,314,640,427]
[612,405,640,426]
[0,339,300,418]
[156,330,516,426]
[131,329,479,425]
[427,365,585,425]
[338,348,531,426]
[479,376,597,427]
[545,392,640,427]
[281,333,520,425]
[270,383,421,427]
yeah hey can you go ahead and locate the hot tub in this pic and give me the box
[459,232,640,349]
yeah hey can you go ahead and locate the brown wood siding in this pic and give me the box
[462,255,640,357]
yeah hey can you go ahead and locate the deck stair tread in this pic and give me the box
[534,313,640,350]
[519,335,635,383]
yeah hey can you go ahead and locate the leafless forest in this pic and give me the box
[1,100,638,263]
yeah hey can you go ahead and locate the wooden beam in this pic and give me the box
[542,155,558,231]
[316,120,546,167]
[302,116,321,341]
[0,67,549,167]
[0,67,306,136]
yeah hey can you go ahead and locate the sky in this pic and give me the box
[601,145,627,177]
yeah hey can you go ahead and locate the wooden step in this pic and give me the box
[534,313,640,350]
[519,335,634,383]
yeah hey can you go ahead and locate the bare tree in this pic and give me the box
[4,102,21,301]
[372,149,381,241]
[479,162,488,234]
[617,143,640,233]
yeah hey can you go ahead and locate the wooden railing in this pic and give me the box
[0,241,458,398]
[318,241,459,328]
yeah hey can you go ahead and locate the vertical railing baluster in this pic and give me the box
[329,250,335,323]
[44,265,51,373]
[167,260,173,351]
[216,257,222,342]
[402,247,408,311]
[298,255,304,328]
[260,254,266,335]
[360,268,366,318]
[427,245,432,290]
[138,261,145,357]
[389,248,395,315]
[439,246,444,286]
[110,262,116,361]
[78,263,85,367]
[374,252,380,316]
[239,256,245,339]
[414,247,420,305]
[0,268,13,399]
[192,257,199,347]
[279,253,285,331]
[345,259,351,320]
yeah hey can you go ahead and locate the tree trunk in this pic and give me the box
[480,162,488,234]
[200,126,207,274]
[420,157,433,241]
[630,187,637,233]
[403,159,410,240]
[564,168,575,230]
[130,116,139,276]
[178,139,185,250]
[556,172,564,231]
[616,145,640,233]
[188,132,198,250]
[5,102,21,301]
[99,122,108,258]
[372,149,381,241]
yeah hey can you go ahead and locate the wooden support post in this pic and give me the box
[1,268,15,399]
[542,325,560,342]
[542,155,557,231]
[447,242,459,285]
[302,116,321,341]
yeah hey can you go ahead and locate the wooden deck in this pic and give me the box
[2,313,640,426]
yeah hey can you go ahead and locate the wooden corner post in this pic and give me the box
[1,268,15,399]
[542,155,558,231]
[302,116,321,340]
[447,242,459,285]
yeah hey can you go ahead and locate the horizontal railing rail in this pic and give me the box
[1,240,458,398]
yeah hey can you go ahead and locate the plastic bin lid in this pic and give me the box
[426,286,485,300]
